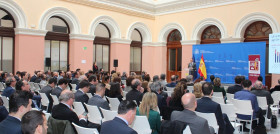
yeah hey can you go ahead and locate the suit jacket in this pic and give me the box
[87,94,110,110]
[51,86,63,98]
[89,84,96,95]
[1,86,15,98]
[100,117,137,134]
[196,97,225,134]
[270,85,280,93]
[0,115,22,134]
[40,85,54,112]
[75,89,89,110]
[171,109,213,134]
[126,89,143,106]
[153,91,167,112]
[52,103,87,127]
[30,75,37,82]
[227,84,243,94]
[0,106,8,122]
[71,78,79,85]
[251,89,274,105]
[188,62,197,72]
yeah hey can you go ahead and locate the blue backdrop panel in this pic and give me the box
[192,42,266,84]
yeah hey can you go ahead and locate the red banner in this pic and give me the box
[248,55,260,84]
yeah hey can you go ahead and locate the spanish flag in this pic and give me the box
[198,54,207,79]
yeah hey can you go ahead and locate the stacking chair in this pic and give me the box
[100,108,117,122]
[39,92,50,112]
[72,123,99,134]
[107,97,120,111]
[212,96,224,104]
[187,86,194,93]
[86,93,93,98]
[50,94,59,106]
[71,84,77,93]
[131,116,152,134]
[183,126,192,134]
[73,102,86,116]
[232,99,254,134]
[195,111,219,133]
[166,91,173,97]
[166,87,174,91]
[34,83,41,91]
[213,92,223,98]
[29,82,36,91]
[1,95,9,111]
[0,82,5,91]
[220,104,242,130]
[256,97,268,112]
[85,104,102,124]
[226,93,234,104]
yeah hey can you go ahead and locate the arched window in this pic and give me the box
[244,21,272,88]
[0,8,15,73]
[201,25,221,44]
[44,17,69,71]
[167,29,182,82]
[130,29,142,74]
[93,23,110,72]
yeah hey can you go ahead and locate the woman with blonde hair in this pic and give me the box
[213,77,226,97]
[136,92,161,134]
[193,82,203,98]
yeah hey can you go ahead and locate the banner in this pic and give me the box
[269,33,280,74]
[248,55,260,84]
[193,42,266,84]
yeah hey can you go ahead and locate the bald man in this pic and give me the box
[171,93,214,134]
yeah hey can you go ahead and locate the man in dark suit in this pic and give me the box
[100,100,137,134]
[71,71,80,85]
[21,110,48,134]
[150,81,167,111]
[30,70,38,82]
[0,91,33,134]
[188,58,197,77]
[40,77,57,112]
[270,79,280,93]
[126,79,144,106]
[171,93,214,134]
[88,75,98,95]
[75,80,90,111]
[166,75,177,87]
[196,82,234,134]
[88,83,110,110]
[227,76,243,94]
[1,77,16,98]
[52,90,87,127]
[51,78,68,98]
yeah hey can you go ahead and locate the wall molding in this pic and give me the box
[126,22,152,43]
[158,23,187,42]
[14,28,47,36]
[111,38,131,44]
[69,34,94,41]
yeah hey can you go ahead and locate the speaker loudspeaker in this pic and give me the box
[114,59,118,67]
[45,58,51,67]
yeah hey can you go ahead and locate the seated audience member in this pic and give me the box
[0,98,8,122]
[186,75,194,86]
[30,71,38,82]
[213,77,226,97]
[75,80,91,111]
[126,79,144,106]
[251,80,274,118]
[75,75,88,90]
[169,82,187,110]
[171,93,214,134]
[88,83,110,110]
[16,80,41,109]
[88,75,98,95]
[150,81,167,111]
[137,92,161,134]
[270,78,280,93]
[227,76,243,94]
[51,78,68,98]
[210,75,215,85]
[108,82,123,102]
[0,91,33,134]
[234,80,265,131]
[100,100,137,134]
[159,74,167,88]
[21,110,48,134]
[1,77,16,98]
[52,90,87,127]
[193,82,203,98]
[34,71,42,83]
[40,78,57,112]
[39,74,47,86]
[124,76,134,92]
[166,75,177,87]
[196,82,234,134]
[121,72,127,80]
[71,71,80,85]
[152,75,168,99]
[103,75,111,96]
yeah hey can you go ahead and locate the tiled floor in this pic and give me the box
[234,113,280,134]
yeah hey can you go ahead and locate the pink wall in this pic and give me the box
[110,43,130,74]
[15,34,45,74]
[142,46,167,78]
[69,39,93,72]
[181,45,193,79]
